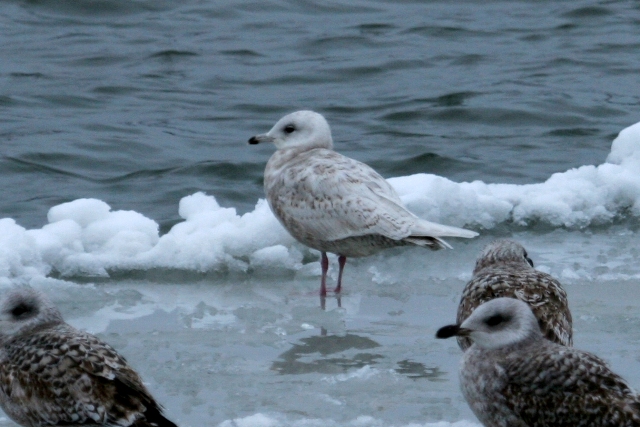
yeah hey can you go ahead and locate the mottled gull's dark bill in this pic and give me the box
[436,324,469,339]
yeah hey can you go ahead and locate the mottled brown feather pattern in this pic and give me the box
[461,330,640,427]
[448,298,640,427]
[504,347,640,427]
[457,240,572,350]
[0,288,177,427]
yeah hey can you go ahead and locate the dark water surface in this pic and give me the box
[1,0,637,230]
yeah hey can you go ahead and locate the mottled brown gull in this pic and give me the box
[249,110,478,295]
[437,298,640,427]
[0,287,177,427]
[456,239,572,350]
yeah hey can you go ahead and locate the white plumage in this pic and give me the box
[249,110,478,295]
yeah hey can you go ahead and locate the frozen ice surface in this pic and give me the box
[218,414,479,427]
[0,273,488,427]
[0,228,637,426]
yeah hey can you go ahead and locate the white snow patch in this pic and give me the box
[390,120,640,229]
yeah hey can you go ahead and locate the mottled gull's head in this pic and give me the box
[0,287,63,341]
[248,110,333,151]
[473,239,534,274]
[436,298,541,350]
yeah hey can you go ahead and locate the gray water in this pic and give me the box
[1,1,640,426]
[2,0,637,228]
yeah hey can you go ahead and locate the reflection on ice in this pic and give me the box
[271,334,382,375]
[186,301,237,329]
[320,294,341,311]
[395,360,446,382]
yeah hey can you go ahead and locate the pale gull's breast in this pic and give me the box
[263,147,414,257]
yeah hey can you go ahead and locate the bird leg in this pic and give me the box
[320,252,329,296]
[334,255,347,294]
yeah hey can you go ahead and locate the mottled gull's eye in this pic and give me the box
[485,314,508,327]
[523,250,534,267]
[11,303,32,318]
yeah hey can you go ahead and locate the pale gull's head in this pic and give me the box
[248,110,333,151]
[436,297,541,350]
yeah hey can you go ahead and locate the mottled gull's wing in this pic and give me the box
[0,325,164,426]
[512,271,572,347]
[456,267,572,349]
[503,346,640,426]
[269,149,474,241]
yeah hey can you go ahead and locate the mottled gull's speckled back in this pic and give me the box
[456,239,572,350]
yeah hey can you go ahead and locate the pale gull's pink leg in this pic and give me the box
[334,255,347,294]
[320,252,329,296]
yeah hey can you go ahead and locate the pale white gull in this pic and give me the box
[249,110,478,295]
[0,287,178,427]
[456,239,572,350]
[436,298,640,427]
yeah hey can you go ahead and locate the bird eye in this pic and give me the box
[10,303,32,318]
[283,124,295,134]
[485,314,507,327]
